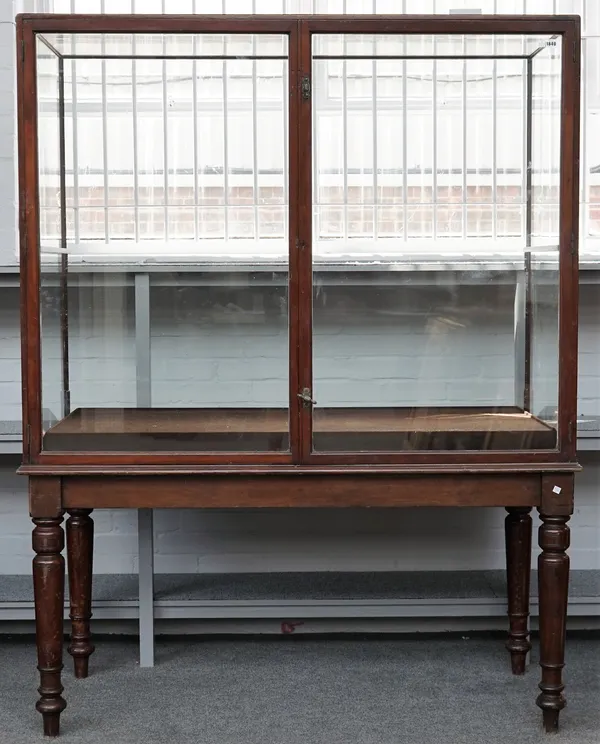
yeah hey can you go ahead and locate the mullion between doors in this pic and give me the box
[294,20,314,464]
[288,22,302,464]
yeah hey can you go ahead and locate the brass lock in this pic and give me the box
[297,388,316,407]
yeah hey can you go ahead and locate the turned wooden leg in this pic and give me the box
[66,509,95,679]
[33,516,67,737]
[505,506,532,675]
[537,512,570,733]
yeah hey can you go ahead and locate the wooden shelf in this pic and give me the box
[41,406,557,452]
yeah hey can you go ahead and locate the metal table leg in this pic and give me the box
[138,508,155,668]
[134,273,154,666]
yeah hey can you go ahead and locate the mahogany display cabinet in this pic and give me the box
[16,12,581,737]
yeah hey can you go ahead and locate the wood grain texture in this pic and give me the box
[29,477,62,519]
[541,473,575,517]
[297,19,313,464]
[42,406,557,453]
[536,512,571,733]
[505,507,532,675]
[46,406,554,435]
[63,473,541,509]
[32,515,66,737]
[66,510,95,679]
[17,16,42,464]
[303,15,578,35]
[20,461,581,477]
[558,21,581,462]
[288,19,302,466]
[18,14,298,34]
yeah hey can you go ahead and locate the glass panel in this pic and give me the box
[584,37,600,239]
[311,33,561,453]
[38,41,66,438]
[529,40,561,431]
[39,34,289,453]
[312,34,554,58]
[40,33,288,58]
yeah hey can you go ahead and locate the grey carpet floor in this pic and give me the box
[2,634,599,744]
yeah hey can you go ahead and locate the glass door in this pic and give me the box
[30,18,300,464]
[303,22,564,459]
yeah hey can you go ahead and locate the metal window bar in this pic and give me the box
[222,0,230,240]
[69,0,80,245]
[312,54,534,60]
[192,0,200,241]
[525,56,533,247]
[402,0,407,242]
[252,3,260,240]
[342,1,348,241]
[522,29,529,242]
[162,0,169,242]
[372,0,377,242]
[62,54,289,60]
[492,0,498,240]
[100,0,109,243]
[521,0,531,241]
[462,38,467,239]
[432,17,438,239]
[282,27,289,240]
[131,0,140,243]
[312,43,318,241]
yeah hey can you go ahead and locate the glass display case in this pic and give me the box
[20,14,580,469]
[17,13,581,740]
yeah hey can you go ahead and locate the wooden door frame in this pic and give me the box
[296,15,581,469]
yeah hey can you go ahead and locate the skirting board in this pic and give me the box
[2,617,600,637]
[1,570,600,632]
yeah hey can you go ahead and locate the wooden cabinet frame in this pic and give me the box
[18,13,581,474]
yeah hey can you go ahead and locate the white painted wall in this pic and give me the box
[0,2,17,268]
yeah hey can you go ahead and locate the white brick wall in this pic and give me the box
[5,282,595,420]
[32,282,521,416]
[0,288,22,422]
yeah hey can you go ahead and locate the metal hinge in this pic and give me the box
[297,388,316,408]
[301,75,311,101]
[21,40,25,64]
[570,233,576,257]
[573,40,577,63]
